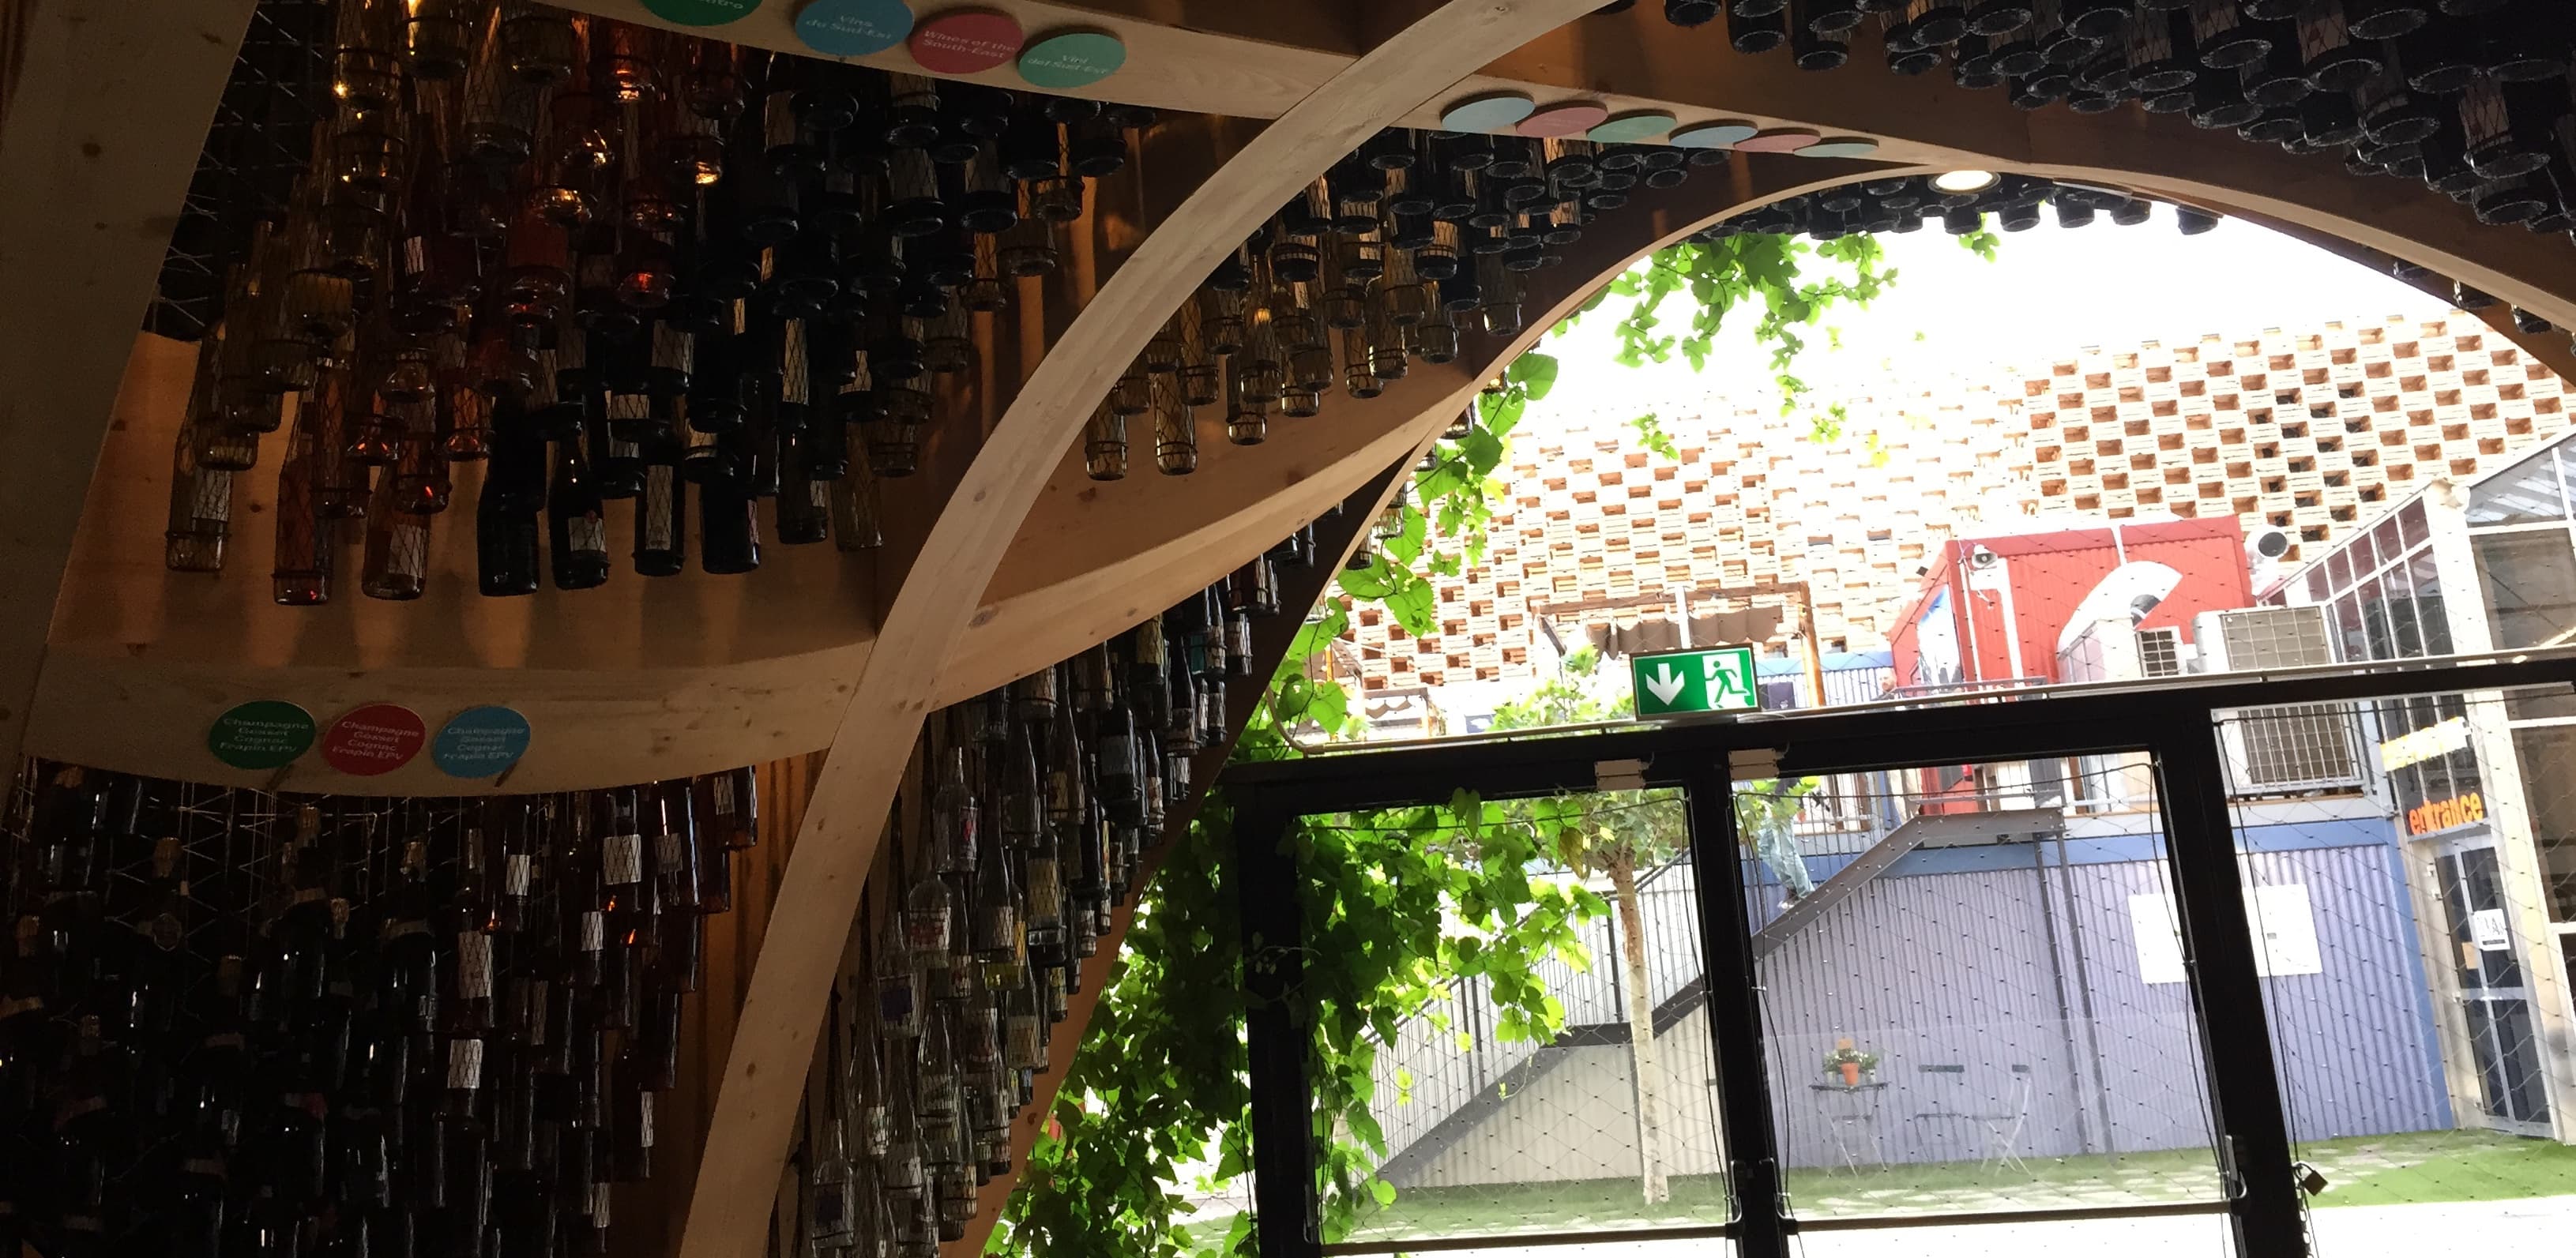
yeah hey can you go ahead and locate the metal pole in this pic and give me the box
[2029,839,2093,1155]
[2054,832,2120,1155]
[1796,586,1826,710]
[2148,715,2309,1257]
[1679,764,1792,1258]
[1234,797,1321,1258]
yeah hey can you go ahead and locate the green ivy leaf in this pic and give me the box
[1382,577,1438,638]
[1456,429,1504,482]
[1337,559,1396,600]
[1506,351,1559,401]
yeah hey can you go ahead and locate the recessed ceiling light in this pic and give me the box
[1931,169,2001,193]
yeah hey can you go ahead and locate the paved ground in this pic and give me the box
[1400,1194,2576,1257]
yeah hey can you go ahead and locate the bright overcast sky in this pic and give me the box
[1529,203,2460,426]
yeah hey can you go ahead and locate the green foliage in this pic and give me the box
[1597,233,1895,416]
[994,787,1606,1257]
[997,795,1250,1258]
[998,223,1999,1257]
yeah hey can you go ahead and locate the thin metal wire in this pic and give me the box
[145,0,335,340]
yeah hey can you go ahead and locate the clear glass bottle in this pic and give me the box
[1021,824,1065,967]
[874,908,920,1040]
[914,1008,959,1123]
[359,466,431,600]
[270,390,333,606]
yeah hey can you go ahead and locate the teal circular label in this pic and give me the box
[1017,29,1126,89]
[1588,111,1676,144]
[642,0,763,28]
[795,0,914,55]
[433,705,534,779]
[1798,137,1883,159]
[208,700,316,770]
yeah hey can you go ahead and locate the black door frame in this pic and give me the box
[1220,652,2576,1258]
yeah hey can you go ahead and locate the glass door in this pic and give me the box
[2431,838,2554,1133]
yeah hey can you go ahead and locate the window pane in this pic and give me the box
[2371,514,2406,576]
[2466,449,2567,525]
[2473,530,2576,650]
[2400,498,2429,550]
[2330,549,2354,594]
[2333,592,2368,663]
[2510,727,2576,923]
[2382,562,2426,659]
[2357,576,2397,661]
[2409,553,2454,655]
[1340,790,1727,1246]
[2218,700,2576,1258]
[1747,761,2224,1226]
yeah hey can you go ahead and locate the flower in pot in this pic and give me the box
[1822,1039,1878,1087]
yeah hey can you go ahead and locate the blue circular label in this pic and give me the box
[433,705,533,779]
[794,0,915,56]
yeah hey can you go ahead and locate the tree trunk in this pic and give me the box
[1607,852,1668,1204]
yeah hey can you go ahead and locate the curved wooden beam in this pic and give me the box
[677,6,1605,1258]
[0,0,256,773]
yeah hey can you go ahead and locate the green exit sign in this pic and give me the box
[1630,645,1760,718]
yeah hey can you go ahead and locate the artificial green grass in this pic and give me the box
[2301,1128,2576,1207]
[1318,1128,2576,1241]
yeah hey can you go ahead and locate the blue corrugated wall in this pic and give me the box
[1749,818,2452,1169]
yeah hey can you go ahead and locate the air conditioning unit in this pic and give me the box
[2192,606,2361,794]
[2136,626,2187,678]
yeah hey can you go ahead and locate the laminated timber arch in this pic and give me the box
[671,6,1611,1258]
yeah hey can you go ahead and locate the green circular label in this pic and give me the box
[208,700,317,770]
[1669,119,1759,148]
[1017,29,1126,89]
[795,0,914,55]
[642,0,763,28]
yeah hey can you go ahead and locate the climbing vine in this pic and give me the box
[994,225,1976,1256]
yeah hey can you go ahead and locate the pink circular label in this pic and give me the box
[322,703,427,776]
[1514,101,1609,137]
[908,8,1025,73]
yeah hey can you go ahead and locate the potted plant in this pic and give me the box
[1822,1039,1878,1088]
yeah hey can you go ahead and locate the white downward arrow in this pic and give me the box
[1645,663,1687,706]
